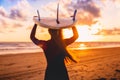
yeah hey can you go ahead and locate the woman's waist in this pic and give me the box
[47,57,65,65]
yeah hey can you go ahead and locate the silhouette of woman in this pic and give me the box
[30,23,78,80]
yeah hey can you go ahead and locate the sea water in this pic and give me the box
[0,42,43,55]
[0,42,120,55]
[68,42,120,50]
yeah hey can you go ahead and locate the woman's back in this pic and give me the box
[42,40,65,64]
[42,40,69,80]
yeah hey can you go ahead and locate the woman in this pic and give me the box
[30,23,78,80]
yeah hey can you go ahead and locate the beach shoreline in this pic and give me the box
[0,47,120,80]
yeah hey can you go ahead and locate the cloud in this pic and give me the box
[112,0,120,8]
[68,0,101,25]
[0,6,7,17]
[100,0,120,8]
[112,0,120,3]
[0,0,33,33]
[42,0,101,26]
[9,0,32,20]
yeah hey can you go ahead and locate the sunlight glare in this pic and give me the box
[63,24,102,42]
[76,25,94,42]
[63,29,73,38]
[90,23,102,34]
[79,43,87,50]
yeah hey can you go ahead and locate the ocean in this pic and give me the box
[0,42,120,55]
[0,42,43,55]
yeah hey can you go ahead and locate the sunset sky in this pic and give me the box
[0,0,120,42]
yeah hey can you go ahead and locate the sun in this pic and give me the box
[76,25,90,36]
[63,24,102,42]
[76,25,94,42]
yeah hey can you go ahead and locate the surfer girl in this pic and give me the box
[30,23,78,80]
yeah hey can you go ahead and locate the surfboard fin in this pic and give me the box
[72,9,77,21]
[37,10,40,21]
[56,3,60,24]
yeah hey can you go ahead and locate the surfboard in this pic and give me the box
[33,4,77,29]
[33,16,77,29]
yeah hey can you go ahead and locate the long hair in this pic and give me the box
[48,29,77,63]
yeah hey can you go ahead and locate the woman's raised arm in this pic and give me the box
[30,24,41,45]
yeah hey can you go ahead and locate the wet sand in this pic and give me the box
[0,47,120,80]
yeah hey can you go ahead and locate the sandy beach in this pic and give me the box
[0,47,120,80]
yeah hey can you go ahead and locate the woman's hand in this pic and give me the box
[33,16,38,24]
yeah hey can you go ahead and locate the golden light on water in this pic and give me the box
[79,43,87,50]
